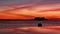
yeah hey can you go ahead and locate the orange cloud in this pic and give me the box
[0,13,34,20]
[0,3,60,20]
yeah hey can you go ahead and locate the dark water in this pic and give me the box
[0,20,60,34]
[0,20,60,25]
[0,20,60,28]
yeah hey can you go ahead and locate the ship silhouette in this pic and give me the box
[34,17,48,21]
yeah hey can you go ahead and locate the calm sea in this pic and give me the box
[0,20,60,34]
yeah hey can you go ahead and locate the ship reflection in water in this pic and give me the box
[0,25,60,34]
[0,20,60,34]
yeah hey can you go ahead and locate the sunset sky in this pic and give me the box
[0,0,60,20]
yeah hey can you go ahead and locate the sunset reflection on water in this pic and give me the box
[0,25,60,34]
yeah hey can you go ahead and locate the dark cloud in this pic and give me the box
[41,0,60,3]
[0,0,60,6]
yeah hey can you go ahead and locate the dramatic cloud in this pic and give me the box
[0,0,60,20]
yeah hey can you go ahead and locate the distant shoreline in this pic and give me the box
[0,19,48,21]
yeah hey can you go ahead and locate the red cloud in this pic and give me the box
[0,3,60,20]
